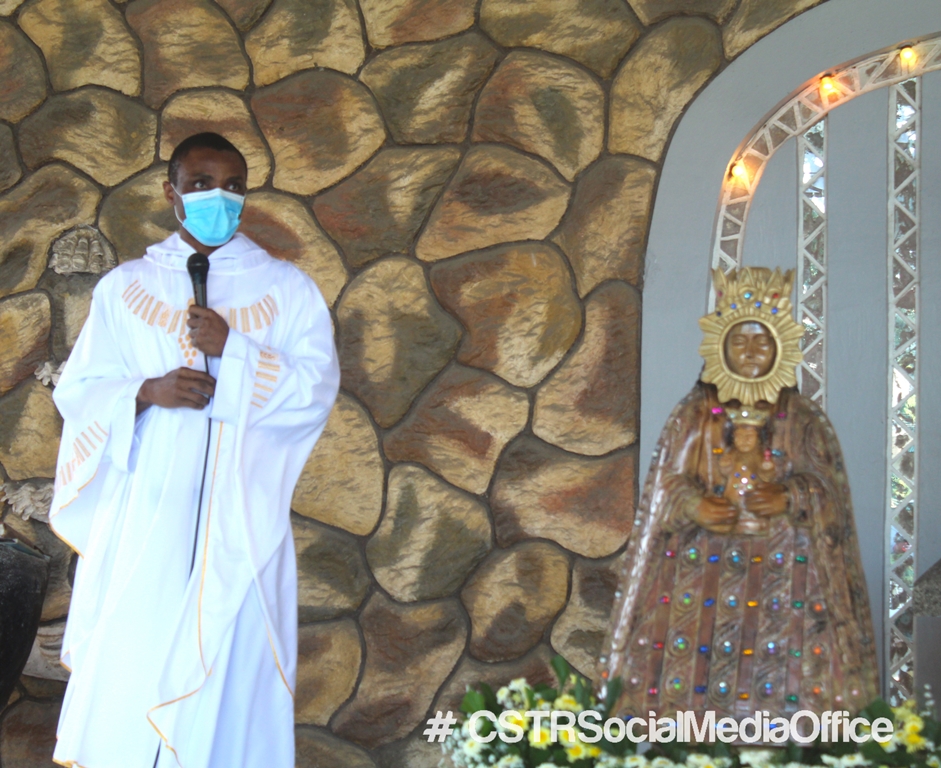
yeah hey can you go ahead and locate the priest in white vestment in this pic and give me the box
[48,133,340,768]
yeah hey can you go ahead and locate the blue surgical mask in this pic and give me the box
[173,186,245,247]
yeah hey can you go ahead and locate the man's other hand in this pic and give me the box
[137,368,216,412]
[187,306,229,357]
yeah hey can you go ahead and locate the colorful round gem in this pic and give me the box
[673,637,690,652]
[682,592,693,606]
[728,550,745,568]
[686,547,700,563]
[771,308,779,314]
[665,550,676,558]
[731,303,737,309]
[793,600,804,608]
[717,682,731,696]
[787,694,799,703]
[766,642,778,655]
[649,687,659,696]
[671,677,683,691]
[699,645,709,654]
[704,598,716,607]
[659,595,670,604]
[789,649,802,658]
[653,641,664,650]
[727,595,738,608]
[708,554,720,563]
[744,292,752,299]
[720,641,734,655]
[774,552,785,566]
[755,301,762,308]
[762,682,774,697]
[795,555,808,563]
[695,685,707,694]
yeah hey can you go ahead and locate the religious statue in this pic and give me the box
[598,267,879,724]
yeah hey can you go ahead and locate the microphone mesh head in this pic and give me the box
[187,253,210,282]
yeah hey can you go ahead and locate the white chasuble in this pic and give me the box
[48,233,340,768]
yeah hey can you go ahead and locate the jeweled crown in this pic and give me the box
[712,267,795,320]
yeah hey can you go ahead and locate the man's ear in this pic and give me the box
[163,180,176,206]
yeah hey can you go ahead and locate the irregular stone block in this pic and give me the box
[479,0,640,79]
[36,272,96,359]
[0,165,101,298]
[0,380,62,480]
[374,734,445,768]
[98,166,176,264]
[19,88,157,187]
[49,227,116,276]
[292,393,383,536]
[296,728,376,768]
[159,90,271,189]
[126,0,250,108]
[723,0,823,59]
[533,282,639,455]
[18,0,141,95]
[629,0,736,25]
[332,593,466,748]
[384,366,529,494]
[473,51,604,182]
[0,0,26,13]
[0,292,50,397]
[292,517,370,622]
[215,0,271,30]
[609,17,723,161]
[252,71,385,195]
[0,699,60,765]
[2,514,72,621]
[22,620,68,681]
[0,22,46,123]
[417,146,570,262]
[296,619,361,726]
[461,542,569,662]
[430,243,581,388]
[313,147,461,269]
[360,0,475,48]
[360,32,499,144]
[491,436,635,558]
[366,463,492,601]
[246,0,364,85]
[240,191,348,305]
[553,156,656,296]
[337,257,461,428]
[0,124,21,194]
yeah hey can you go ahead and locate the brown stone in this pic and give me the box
[473,51,604,182]
[430,243,581,388]
[17,675,66,699]
[18,0,141,95]
[296,728,377,768]
[2,513,72,620]
[366,463,492,601]
[360,32,499,144]
[252,71,385,196]
[0,292,50,397]
[98,166,176,264]
[0,700,60,766]
[609,17,723,161]
[332,593,466,748]
[0,164,101,299]
[361,0,474,48]
[550,554,622,677]
[0,0,26,13]
[246,0,364,85]
[629,0,736,25]
[293,517,370,622]
[291,393,383,537]
[19,88,157,187]
[296,619,361,726]
[416,146,571,262]
[374,734,444,768]
[22,621,68,681]
[553,156,657,296]
[723,0,824,59]
[383,366,529,494]
[461,542,569,662]
[479,0,640,79]
[0,381,62,480]
[126,0,250,109]
[36,272,96,359]
[241,191,348,305]
[49,227,116,275]
[337,257,461,428]
[0,124,21,194]
[313,147,461,269]
[533,282,640,456]
[491,436,635,558]
[215,0,272,30]
[160,91,271,189]
[0,22,46,123]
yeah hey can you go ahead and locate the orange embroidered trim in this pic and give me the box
[251,348,281,409]
[55,421,108,494]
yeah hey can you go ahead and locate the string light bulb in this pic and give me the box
[819,76,837,96]
[900,46,916,64]
[731,162,748,181]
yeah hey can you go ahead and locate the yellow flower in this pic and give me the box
[530,725,552,749]
[565,741,587,762]
[902,715,924,735]
[554,694,581,712]
[926,755,940,768]
[900,729,928,753]
[502,710,527,731]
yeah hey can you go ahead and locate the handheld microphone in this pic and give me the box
[186,253,210,308]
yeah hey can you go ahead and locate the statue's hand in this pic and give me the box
[693,496,739,534]
[743,482,789,517]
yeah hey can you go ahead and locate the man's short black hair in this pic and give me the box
[168,132,247,186]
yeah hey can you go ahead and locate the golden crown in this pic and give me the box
[726,405,771,427]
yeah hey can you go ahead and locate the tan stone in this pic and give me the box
[360,32,499,144]
[332,593,466,748]
[0,22,46,123]
[533,282,640,456]
[126,0,250,108]
[491,436,635,558]
[0,293,50,397]
[629,0,736,25]
[417,146,570,262]
[337,257,461,428]
[98,166,176,264]
[361,0,474,48]
[384,366,529,494]
[252,71,385,196]
[18,0,141,95]
[36,272,96,359]
[723,0,824,58]
[292,393,383,537]
[159,90,271,189]
[430,243,582,388]
[550,554,622,677]
[473,51,604,182]
[461,542,569,662]
[0,0,26,13]
[0,124,21,193]
[296,619,361,726]
[246,0,364,85]
[313,147,461,269]
[0,165,101,298]
[19,88,157,186]
[553,156,657,296]
[374,735,443,768]
[2,513,72,621]
[16,676,66,699]
[609,17,723,161]
[0,700,60,766]
[479,0,640,79]
[296,729,376,768]
[215,0,271,30]
[366,463,492,601]
[0,381,62,480]
[49,226,116,275]
[22,621,68,681]
[241,191,348,305]
[293,517,370,622]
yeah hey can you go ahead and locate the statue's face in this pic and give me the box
[732,425,760,453]
[724,321,776,379]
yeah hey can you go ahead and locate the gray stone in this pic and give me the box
[0,124,21,194]
[98,166,176,264]
[293,517,370,622]
[296,728,377,768]
[0,21,46,123]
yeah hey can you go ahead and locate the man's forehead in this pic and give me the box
[177,147,246,177]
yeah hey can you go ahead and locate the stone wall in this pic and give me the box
[0,0,827,764]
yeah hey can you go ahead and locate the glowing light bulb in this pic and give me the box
[819,76,836,95]
[731,162,747,181]
[900,46,916,64]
